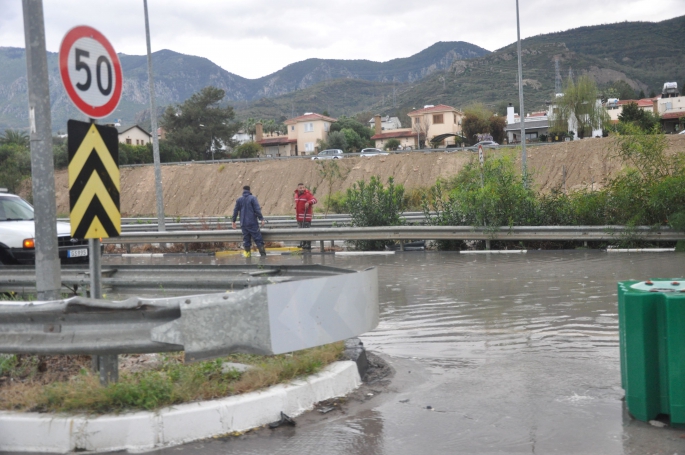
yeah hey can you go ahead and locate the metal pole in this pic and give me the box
[89,237,118,384]
[22,0,61,301]
[144,0,166,233]
[88,238,101,299]
[516,0,527,187]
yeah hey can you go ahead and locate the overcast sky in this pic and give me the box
[0,0,681,79]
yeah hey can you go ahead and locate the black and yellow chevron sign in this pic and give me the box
[67,120,121,239]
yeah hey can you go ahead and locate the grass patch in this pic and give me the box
[0,343,344,414]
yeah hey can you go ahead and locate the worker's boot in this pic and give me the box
[258,245,267,257]
[242,247,251,258]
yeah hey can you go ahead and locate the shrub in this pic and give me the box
[345,176,405,250]
[233,141,262,158]
[384,138,401,151]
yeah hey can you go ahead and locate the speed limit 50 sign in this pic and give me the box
[59,26,123,119]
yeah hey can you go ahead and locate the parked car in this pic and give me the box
[0,189,89,265]
[360,148,388,157]
[311,149,343,160]
[466,140,499,151]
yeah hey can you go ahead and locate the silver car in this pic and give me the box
[360,148,388,157]
[311,149,344,160]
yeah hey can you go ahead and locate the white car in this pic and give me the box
[0,190,89,265]
[360,148,389,157]
[311,149,343,160]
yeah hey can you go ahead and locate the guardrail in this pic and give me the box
[118,142,554,169]
[101,225,685,245]
[0,265,379,361]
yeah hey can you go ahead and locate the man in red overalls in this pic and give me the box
[294,183,317,250]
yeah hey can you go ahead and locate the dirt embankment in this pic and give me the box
[53,136,685,217]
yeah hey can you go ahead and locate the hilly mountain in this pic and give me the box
[236,15,685,121]
[0,41,488,132]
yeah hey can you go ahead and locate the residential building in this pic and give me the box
[255,122,296,157]
[367,115,402,131]
[546,96,604,139]
[654,83,685,133]
[369,114,422,149]
[117,125,151,146]
[605,98,656,124]
[505,104,549,143]
[283,112,337,156]
[406,105,464,147]
[232,130,251,145]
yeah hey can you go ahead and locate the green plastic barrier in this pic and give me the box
[618,279,685,424]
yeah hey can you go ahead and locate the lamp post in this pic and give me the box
[143,0,165,232]
[516,0,527,187]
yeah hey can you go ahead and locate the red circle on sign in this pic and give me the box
[59,25,122,119]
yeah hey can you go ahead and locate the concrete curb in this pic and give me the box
[0,361,361,453]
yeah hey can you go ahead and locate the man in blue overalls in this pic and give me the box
[231,185,266,257]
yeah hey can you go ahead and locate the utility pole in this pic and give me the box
[516,0,527,187]
[22,0,61,300]
[144,0,166,232]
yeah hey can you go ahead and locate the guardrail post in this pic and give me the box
[92,354,119,385]
[485,239,491,250]
[89,238,119,385]
[320,240,325,251]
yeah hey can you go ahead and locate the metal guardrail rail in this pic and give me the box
[100,225,685,245]
[0,264,350,294]
[0,265,379,361]
[117,143,554,169]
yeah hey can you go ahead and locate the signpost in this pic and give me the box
[59,26,123,119]
[60,25,123,384]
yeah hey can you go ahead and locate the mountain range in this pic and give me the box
[1,15,684,132]
[0,41,488,132]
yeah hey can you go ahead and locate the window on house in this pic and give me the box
[454,114,457,123]
[414,118,420,125]
[126,138,131,144]
[291,126,295,131]
[304,122,314,132]
[324,122,329,132]
[305,142,314,152]
[433,114,444,124]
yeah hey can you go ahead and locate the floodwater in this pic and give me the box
[129,251,685,454]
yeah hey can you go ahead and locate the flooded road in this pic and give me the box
[122,251,685,454]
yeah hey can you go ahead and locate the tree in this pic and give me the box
[384,138,401,151]
[233,141,262,158]
[317,159,349,217]
[160,86,239,160]
[552,75,609,139]
[329,117,374,147]
[341,128,364,152]
[462,104,492,145]
[326,131,348,151]
[0,129,29,147]
[638,90,646,99]
[606,80,636,100]
[412,115,430,148]
[618,102,660,132]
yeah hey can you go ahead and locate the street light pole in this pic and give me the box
[143,0,165,232]
[516,0,527,187]
[22,0,61,301]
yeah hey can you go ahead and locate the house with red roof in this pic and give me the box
[281,112,337,156]
[406,104,464,147]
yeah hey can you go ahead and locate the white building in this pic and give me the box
[117,125,151,146]
[367,115,402,131]
[505,104,549,143]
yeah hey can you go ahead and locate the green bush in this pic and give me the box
[232,141,262,158]
[384,138,401,151]
[345,176,405,250]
